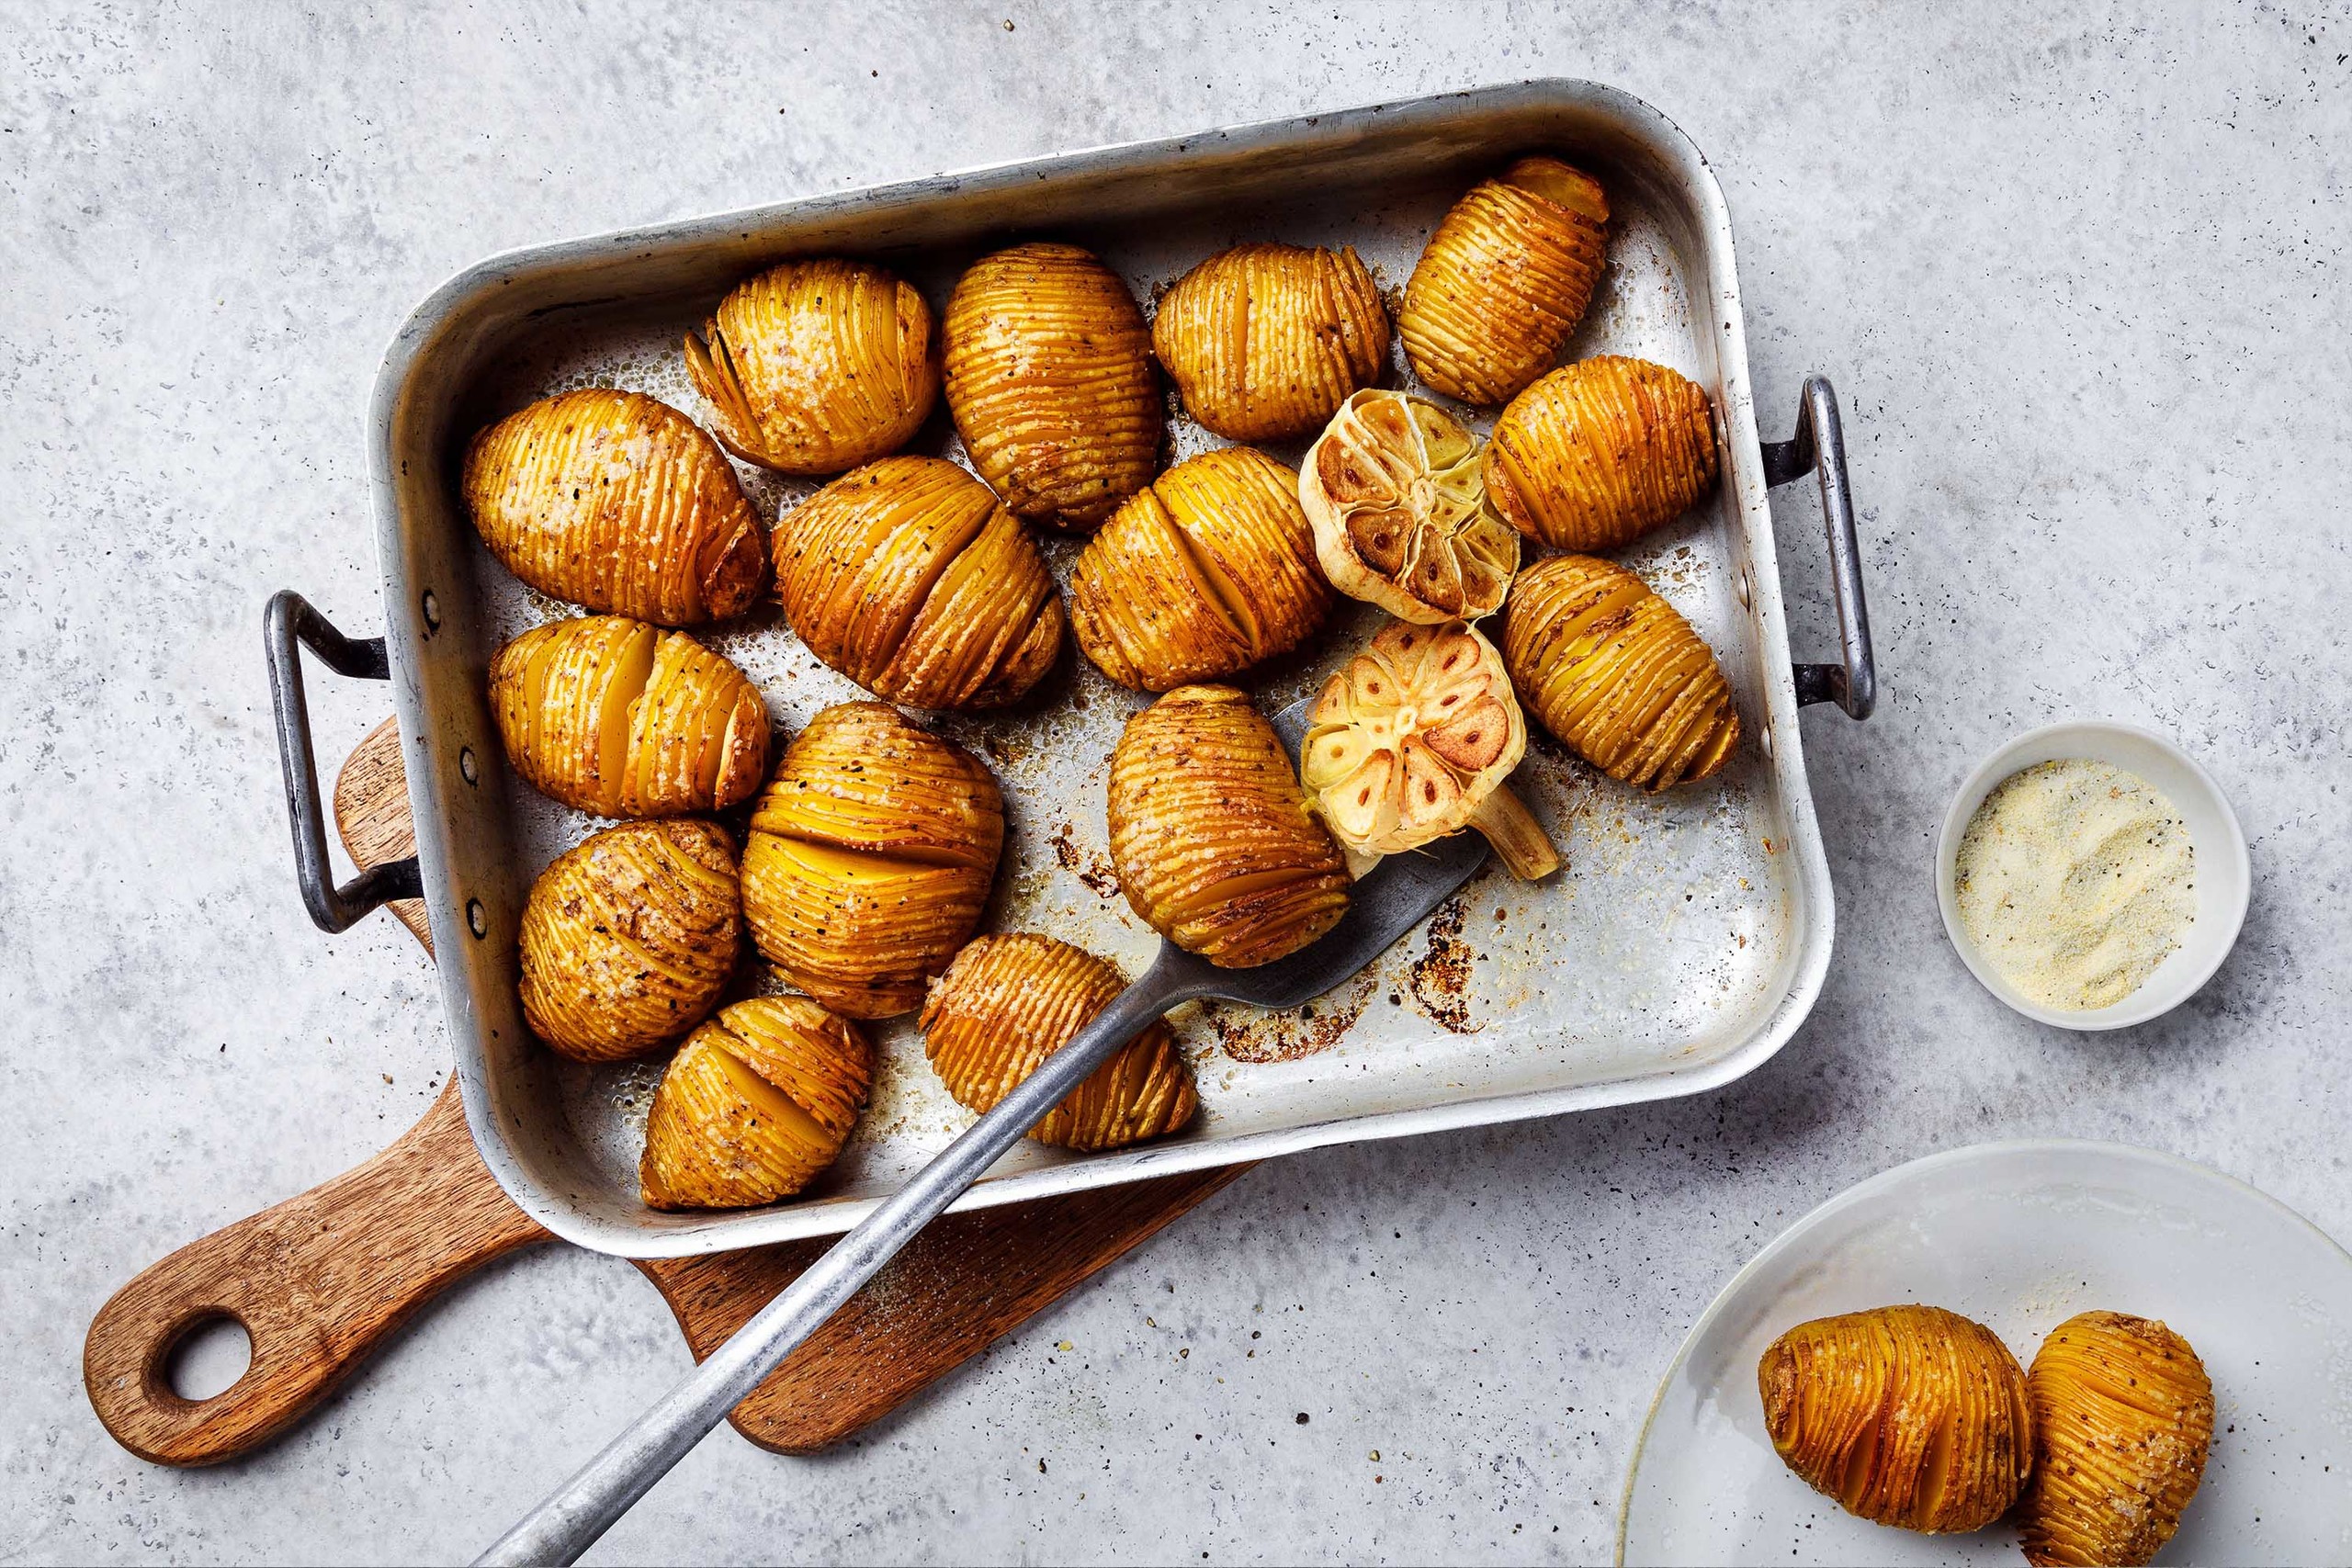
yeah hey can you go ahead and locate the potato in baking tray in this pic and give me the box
[639,997,873,1210]
[1485,355,1717,553]
[1150,242,1388,444]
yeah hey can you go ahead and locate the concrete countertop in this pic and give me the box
[6,3,2346,1562]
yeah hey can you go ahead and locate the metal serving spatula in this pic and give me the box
[478,702,1494,1566]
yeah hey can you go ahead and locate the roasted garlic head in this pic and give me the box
[462,389,766,626]
[1107,684,1351,967]
[921,934,1197,1151]
[684,257,939,476]
[518,819,741,1062]
[944,242,1158,528]
[1299,389,1519,625]
[1758,1304,2034,1534]
[2018,1312,2214,1567]
[1500,555,1739,790]
[1486,355,1718,552]
[741,703,1002,1018]
[639,997,873,1210]
[1301,621,1556,881]
[777,457,1065,709]
[1151,243,1388,443]
[1069,446,1331,691]
[488,615,770,818]
[1400,155,1609,406]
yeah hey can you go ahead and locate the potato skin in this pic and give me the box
[1151,243,1388,443]
[1500,556,1739,791]
[2018,1312,2214,1567]
[684,258,940,476]
[518,819,741,1062]
[1107,684,1351,967]
[639,997,873,1210]
[741,703,1003,1018]
[1758,1304,2034,1534]
[462,389,766,626]
[488,615,770,818]
[922,934,1197,1151]
[1485,355,1717,552]
[776,456,1065,709]
[944,243,1159,528]
[1400,155,1609,406]
[1069,446,1331,692]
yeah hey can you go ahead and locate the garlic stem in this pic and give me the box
[1468,785,1560,881]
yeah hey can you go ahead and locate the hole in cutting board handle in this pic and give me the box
[163,1314,252,1403]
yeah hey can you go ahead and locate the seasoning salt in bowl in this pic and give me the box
[1935,721,2250,1031]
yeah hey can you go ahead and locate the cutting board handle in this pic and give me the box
[83,1082,548,1465]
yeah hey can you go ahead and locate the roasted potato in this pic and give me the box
[2018,1312,2214,1567]
[1151,243,1388,443]
[1758,1304,2034,1535]
[461,389,766,626]
[517,819,741,1062]
[1485,355,1717,552]
[1400,155,1609,406]
[488,615,770,818]
[776,456,1064,709]
[639,997,873,1210]
[1069,446,1330,692]
[921,934,1197,1151]
[741,703,1002,1018]
[684,257,940,475]
[1500,555,1739,790]
[943,242,1158,528]
[1107,684,1350,967]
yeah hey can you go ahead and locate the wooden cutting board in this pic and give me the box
[84,717,1250,1466]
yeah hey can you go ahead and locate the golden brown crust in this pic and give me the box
[1068,446,1331,691]
[740,703,1003,1018]
[1107,684,1350,967]
[776,456,1066,709]
[1400,155,1609,406]
[920,934,1197,1151]
[1485,355,1718,552]
[2018,1312,2214,1566]
[943,242,1159,528]
[1758,1304,2034,1534]
[639,997,874,1210]
[1151,243,1388,442]
[1499,556,1739,790]
[684,257,939,476]
[487,615,771,818]
[461,389,766,625]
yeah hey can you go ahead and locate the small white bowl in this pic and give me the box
[1934,720,2250,1031]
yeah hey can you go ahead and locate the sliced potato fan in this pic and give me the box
[2018,1312,2214,1568]
[639,997,874,1211]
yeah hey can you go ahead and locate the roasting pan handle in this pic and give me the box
[264,591,422,932]
[1762,377,1875,720]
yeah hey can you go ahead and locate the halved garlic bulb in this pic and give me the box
[1300,389,1519,625]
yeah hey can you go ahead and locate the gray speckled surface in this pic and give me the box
[4,3,2346,1562]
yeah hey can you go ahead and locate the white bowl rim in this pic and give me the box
[1932,719,2251,1032]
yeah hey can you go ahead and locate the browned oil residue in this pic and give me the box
[1207,968,1377,1064]
[1048,821,1121,899]
[1406,896,1480,1033]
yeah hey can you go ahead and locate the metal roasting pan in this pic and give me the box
[266,80,1874,1258]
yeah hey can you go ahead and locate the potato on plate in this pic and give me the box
[2018,1312,2214,1567]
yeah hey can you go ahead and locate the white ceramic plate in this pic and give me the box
[1618,1141,2352,1566]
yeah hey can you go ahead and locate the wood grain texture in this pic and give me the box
[85,714,1250,1464]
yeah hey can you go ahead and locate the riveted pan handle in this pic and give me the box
[1761,377,1875,720]
[265,591,422,931]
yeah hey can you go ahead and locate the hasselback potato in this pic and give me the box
[1069,446,1330,691]
[1485,355,1717,552]
[461,389,766,626]
[518,819,741,1062]
[1500,555,1739,790]
[488,615,770,818]
[1400,155,1609,406]
[741,703,1002,1018]
[776,457,1065,709]
[639,997,873,1210]
[921,934,1197,1151]
[1758,1304,2034,1534]
[943,242,1159,528]
[1107,684,1350,967]
[2017,1312,2214,1567]
[1150,243,1388,443]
